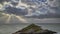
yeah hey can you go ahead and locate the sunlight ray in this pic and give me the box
[2,13,6,15]
[0,15,6,18]
[1,13,10,16]
[15,16,28,23]
[0,4,2,7]
[0,13,9,19]
[0,15,8,19]
[1,13,12,23]
[6,15,11,23]
[1,13,28,23]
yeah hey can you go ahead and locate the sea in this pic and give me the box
[0,23,60,34]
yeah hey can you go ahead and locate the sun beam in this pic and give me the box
[6,15,11,24]
[1,13,28,23]
[0,15,8,19]
[1,13,11,23]
[0,4,3,9]
[16,16,28,23]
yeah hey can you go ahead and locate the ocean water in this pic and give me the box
[0,23,60,34]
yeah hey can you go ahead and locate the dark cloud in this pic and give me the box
[4,6,28,15]
[0,0,10,4]
[1,0,60,18]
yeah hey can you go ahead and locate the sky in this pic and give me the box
[0,0,60,23]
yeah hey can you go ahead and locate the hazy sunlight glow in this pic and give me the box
[2,13,28,23]
[16,16,28,23]
[6,15,11,23]
[0,4,3,9]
